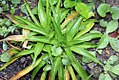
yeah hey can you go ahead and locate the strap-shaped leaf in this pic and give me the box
[40,71,47,80]
[50,57,61,80]
[68,66,77,80]
[58,61,64,80]
[64,48,88,79]
[33,42,44,63]
[51,17,63,42]
[24,0,40,26]
[70,46,101,64]
[77,33,102,41]
[28,36,50,43]
[38,0,47,28]
[10,54,48,80]
[74,22,94,39]
[14,16,48,35]
[66,16,83,41]
[31,61,46,80]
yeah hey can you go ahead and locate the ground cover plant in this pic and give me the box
[0,0,119,80]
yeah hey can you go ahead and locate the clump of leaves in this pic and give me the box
[97,3,119,53]
[99,55,119,80]
[0,0,103,80]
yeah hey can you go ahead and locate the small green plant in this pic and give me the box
[0,0,103,80]
[99,55,119,80]
[97,3,119,80]
[97,3,119,52]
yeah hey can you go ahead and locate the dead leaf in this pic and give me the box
[61,12,79,29]
[6,41,21,51]
[0,35,26,42]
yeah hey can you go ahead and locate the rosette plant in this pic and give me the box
[0,0,103,80]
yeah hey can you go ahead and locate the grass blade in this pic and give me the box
[15,16,48,36]
[31,61,46,80]
[38,0,47,28]
[50,57,61,80]
[10,54,48,80]
[28,36,50,43]
[66,16,83,41]
[70,46,102,64]
[33,42,44,63]
[24,0,40,26]
[64,48,88,79]
[74,22,94,39]
[68,66,77,80]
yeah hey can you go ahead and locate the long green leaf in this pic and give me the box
[58,61,64,80]
[31,61,46,80]
[28,36,50,43]
[70,46,101,64]
[40,71,47,80]
[38,0,47,28]
[33,42,44,63]
[24,0,40,26]
[74,22,94,39]
[14,16,48,35]
[67,16,83,41]
[64,48,88,79]
[50,57,61,80]
[77,33,102,41]
[51,17,63,42]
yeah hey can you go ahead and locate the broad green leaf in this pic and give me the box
[106,20,118,34]
[77,33,102,41]
[110,64,119,75]
[107,55,118,65]
[99,73,112,80]
[58,61,64,80]
[75,2,89,18]
[51,46,63,56]
[64,0,76,8]
[14,49,34,58]
[64,48,88,79]
[28,36,50,43]
[0,52,11,62]
[31,61,46,80]
[97,34,110,49]
[100,19,108,27]
[97,4,110,17]
[75,42,96,49]
[110,38,119,52]
[67,16,83,41]
[38,0,47,28]
[74,22,94,39]
[33,42,44,63]
[62,56,71,65]
[50,57,61,80]
[104,64,112,72]
[70,46,100,64]
[110,6,119,20]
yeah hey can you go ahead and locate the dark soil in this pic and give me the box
[0,0,119,80]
